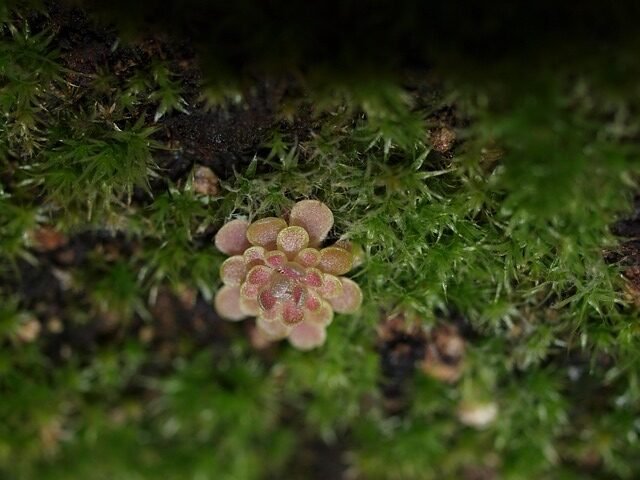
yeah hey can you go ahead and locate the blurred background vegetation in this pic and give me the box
[2,1,640,478]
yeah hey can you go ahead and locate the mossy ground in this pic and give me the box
[2,3,640,479]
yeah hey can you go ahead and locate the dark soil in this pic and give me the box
[147,286,241,358]
[377,312,428,415]
[278,436,349,480]
[606,194,640,296]
[610,195,640,237]
[4,225,242,368]
[43,2,200,94]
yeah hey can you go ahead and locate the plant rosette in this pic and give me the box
[214,200,363,350]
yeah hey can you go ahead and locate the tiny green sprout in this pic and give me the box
[214,200,363,351]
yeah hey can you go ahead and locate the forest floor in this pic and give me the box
[2,2,640,480]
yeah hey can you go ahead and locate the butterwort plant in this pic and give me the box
[214,200,363,350]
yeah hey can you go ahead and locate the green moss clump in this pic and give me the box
[1,3,640,479]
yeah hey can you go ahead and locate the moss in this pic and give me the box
[1,2,640,479]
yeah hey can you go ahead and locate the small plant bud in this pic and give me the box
[213,200,363,350]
